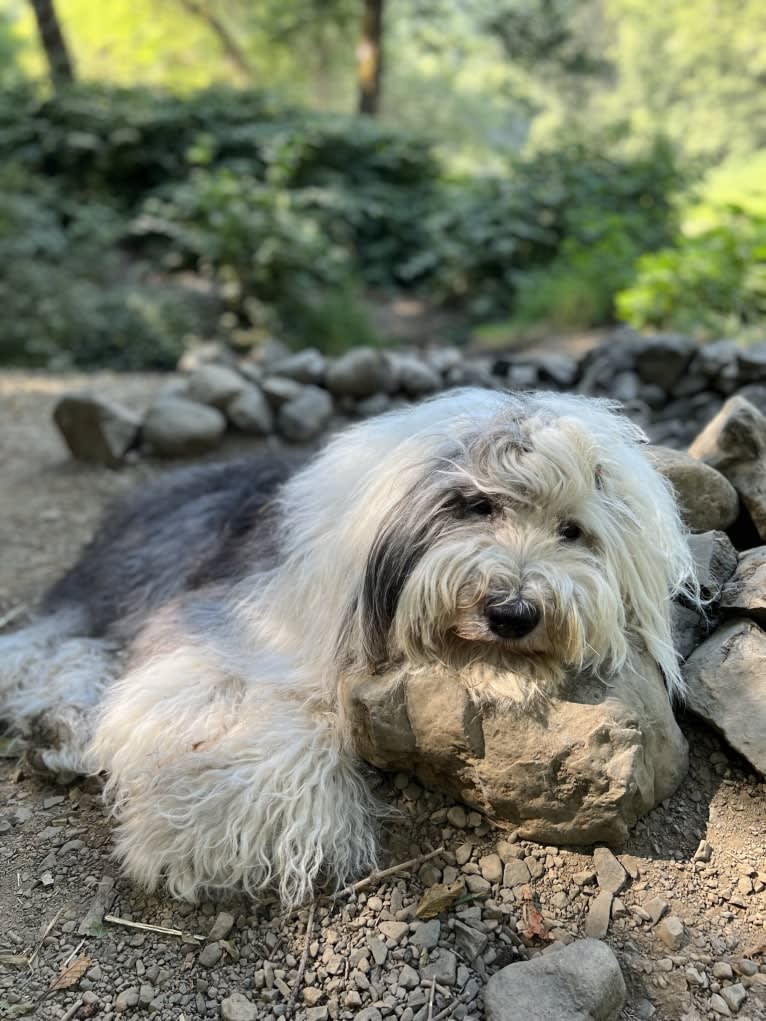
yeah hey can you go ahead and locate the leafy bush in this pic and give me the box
[616,209,766,338]
[0,167,215,369]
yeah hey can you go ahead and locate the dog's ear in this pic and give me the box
[354,482,450,670]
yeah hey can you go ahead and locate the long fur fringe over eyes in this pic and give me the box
[0,388,698,906]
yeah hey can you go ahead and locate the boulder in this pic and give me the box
[672,531,737,659]
[185,364,246,409]
[226,386,274,435]
[260,376,304,407]
[633,334,696,390]
[142,398,226,457]
[484,939,626,1021]
[277,385,334,443]
[388,354,441,397]
[326,348,392,398]
[53,394,140,468]
[720,547,766,626]
[349,655,688,846]
[269,348,327,385]
[646,446,739,533]
[683,620,766,775]
[688,396,766,539]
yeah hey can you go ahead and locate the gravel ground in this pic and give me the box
[1,370,765,1021]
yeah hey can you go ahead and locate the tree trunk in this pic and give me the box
[28,0,75,89]
[357,0,384,116]
[177,0,252,83]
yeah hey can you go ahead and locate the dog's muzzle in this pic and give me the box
[485,597,540,639]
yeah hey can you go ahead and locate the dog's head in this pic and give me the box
[349,393,695,704]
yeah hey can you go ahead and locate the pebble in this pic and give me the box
[714,962,734,980]
[410,920,440,950]
[220,992,259,1020]
[657,916,685,951]
[446,806,468,828]
[398,964,420,989]
[198,942,222,967]
[114,987,140,1012]
[710,992,732,1016]
[209,912,235,941]
[593,846,627,894]
[645,896,670,924]
[502,860,531,888]
[479,853,503,883]
[584,891,613,939]
[455,843,473,866]
[379,920,408,944]
[721,983,747,1012]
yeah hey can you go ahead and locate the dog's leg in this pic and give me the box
[87,631,379,907]
[0,611,118,775]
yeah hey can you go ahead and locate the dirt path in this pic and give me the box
[1,371,765,1021]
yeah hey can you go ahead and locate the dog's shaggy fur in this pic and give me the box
[0,388,696,906]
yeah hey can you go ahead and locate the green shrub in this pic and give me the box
[616,209,766,338]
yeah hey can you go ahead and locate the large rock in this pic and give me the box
[683,620,766,775]
[185,364,247,409]
[720,547,766,625]
[634,334,696,390]
[349,656,688,845]
[53,393,140,468]
[226,386,274,435]
[326,347,392,398]
[277,385,334,442]
[388,354,441,397]
[485,939,626,1021]
[269,348,327,385]
[142,398,226,457]
[646,446,739,533]
[672,531,737,659]
[688,396,766,538]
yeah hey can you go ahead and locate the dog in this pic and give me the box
[0,387,696,907]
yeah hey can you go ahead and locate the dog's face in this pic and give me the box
[357,408,674,703]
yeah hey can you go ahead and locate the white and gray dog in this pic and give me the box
[0,388,695,907]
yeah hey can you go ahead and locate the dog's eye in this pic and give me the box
[558,521,582,541]
[467,496,494,517]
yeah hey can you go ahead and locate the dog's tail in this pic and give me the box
[0,609,118,774]
[87,624,380,908]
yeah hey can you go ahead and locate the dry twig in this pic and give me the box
[103,914,204,942]
[28,906,64,969]
[331,845,446,901]
[285,902,315,1017]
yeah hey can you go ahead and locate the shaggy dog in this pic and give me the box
[0,388,695,907]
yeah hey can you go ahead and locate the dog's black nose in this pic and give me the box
[485,599,540,639]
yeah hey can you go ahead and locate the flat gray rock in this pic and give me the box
[326,347,392,398]
[53,393,140,468]
[143,398,226,457]
[683,619,766,774]
[349,653,688,846]
[185,364,246,409]
[226,386,274,435]
[278,385,334,442]
[485,938,626,1021]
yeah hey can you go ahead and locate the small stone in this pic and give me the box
[454,920,488,962]
[735,959,758,977]
[714,963,734,980]
[303,987,323,1006]
[270,348,326,384]
[410,919,440,950]
[710,992,732,1016]
[398,964,420,990]
[199,942,222,967]
[305,1008,329,1021]
[584,891,613,939]
[593,847,627,894]
[465,874,491,895]
[139,984,154,1007]
[367,936,388,966]
[114,987,140,1012]
[326,348,392,398]
[645,896,670,924]
[657,916,685,951]
[455,843,473,866]
[502,860,531,889]
[479,853,503,884]
[446,806,468,829]
[693,840,713,863]
[619,855,641,880]
[208,912,235,941]
[721,983,747,1012]
[379,921,408,944]
[573,869,597,887]
[422,949,457,986]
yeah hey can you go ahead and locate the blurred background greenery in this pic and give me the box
[0,0,764,369]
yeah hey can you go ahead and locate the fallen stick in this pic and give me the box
[285,901,315,1017]
[28,907,64,969]
[103,915,204,942]
[60,996,84,1021]
[330,845,446,901]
